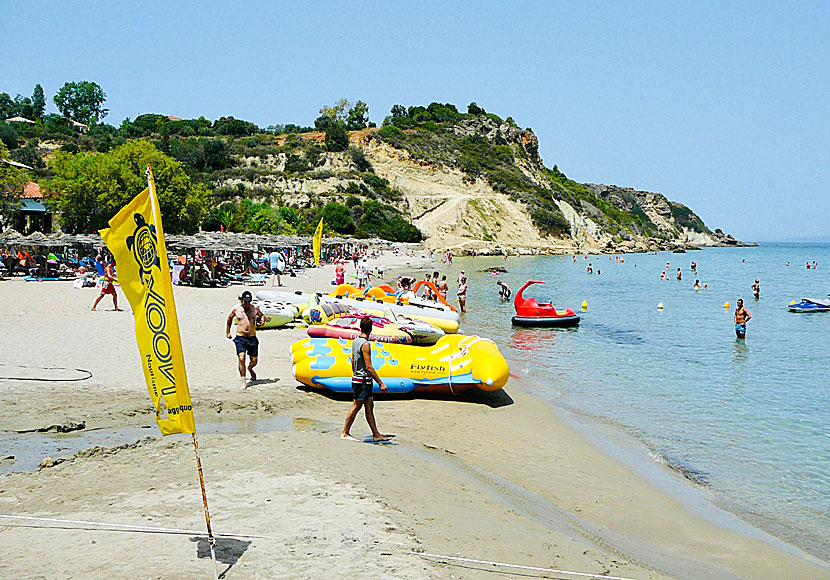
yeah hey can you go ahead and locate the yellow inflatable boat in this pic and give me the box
[290,334,509,395]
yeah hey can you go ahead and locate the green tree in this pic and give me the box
[346,100,369,130]
[0,143,31,228]
[46,140,207,233]
[0,93,13,119]
[467,102,486,116]
[321,201,355,234]
[325,121,349,152]
[12,95,33,119]
[314,98,350,131]
[31,84,46,120]
[0,122,20,149]
[213,116,258,136]
[390,104,407,118]
[53,81,108,124]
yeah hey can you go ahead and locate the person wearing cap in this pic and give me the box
[226,291,269,389]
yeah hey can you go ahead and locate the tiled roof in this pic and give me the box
[22,182,43,199]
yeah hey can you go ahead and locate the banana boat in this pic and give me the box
[290,334,509,395]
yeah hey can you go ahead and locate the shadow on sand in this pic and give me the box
[191,536,252,579]
[296,385,513,409]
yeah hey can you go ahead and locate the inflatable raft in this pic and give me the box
[308,313,444,345]
[253,300,299,329]
[291,334,509,395]
[511,280,580,327]
[257,290,460,334]
[305,301,444,345]
[331,282,458,312]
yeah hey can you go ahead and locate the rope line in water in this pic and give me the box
[0,515,273,539]
[416,552,640,580]
[0,365,93,382]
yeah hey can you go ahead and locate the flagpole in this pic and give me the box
[145,165,219,579]
[192,433,219,580]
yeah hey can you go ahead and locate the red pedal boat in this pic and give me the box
[511,280,580,327]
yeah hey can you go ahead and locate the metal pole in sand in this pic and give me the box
[192,433,219,580]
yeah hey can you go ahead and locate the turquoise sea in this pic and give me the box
[452,243,829,560]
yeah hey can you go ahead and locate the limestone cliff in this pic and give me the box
[214,113,740,253]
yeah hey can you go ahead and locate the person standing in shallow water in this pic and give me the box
[734,298,751,339]
[457,275,467,313]
[342,316,391,442]
[751,278,760,300]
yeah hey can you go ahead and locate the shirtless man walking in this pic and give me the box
[734,298,752,339]
[226,290,269,389]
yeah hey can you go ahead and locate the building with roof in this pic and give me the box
[5,116,36,124]
[4,181,51,234]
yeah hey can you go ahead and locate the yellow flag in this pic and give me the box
[100,171,195,435]
[313,217,323,265]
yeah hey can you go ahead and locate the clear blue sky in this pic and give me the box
[4,1,828,241]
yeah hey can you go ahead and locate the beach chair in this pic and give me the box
[248,273,267,286]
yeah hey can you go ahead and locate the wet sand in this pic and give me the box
[0,256,827,579]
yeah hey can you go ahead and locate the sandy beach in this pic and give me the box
[0,254,827,580]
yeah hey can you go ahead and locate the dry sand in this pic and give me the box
[0,255,827,579]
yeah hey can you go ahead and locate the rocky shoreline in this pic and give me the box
[427,233,753,257]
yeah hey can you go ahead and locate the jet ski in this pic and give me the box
[787,297,830,313]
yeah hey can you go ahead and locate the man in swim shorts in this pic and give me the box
[226,291,269,389]
[734,298,751,339]
[91,259,122,311]
[342,316,391,442]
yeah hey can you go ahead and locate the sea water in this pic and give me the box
[452,243,829,559]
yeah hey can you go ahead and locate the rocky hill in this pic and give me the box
[3,102,742,252]
[214,111,740,254]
